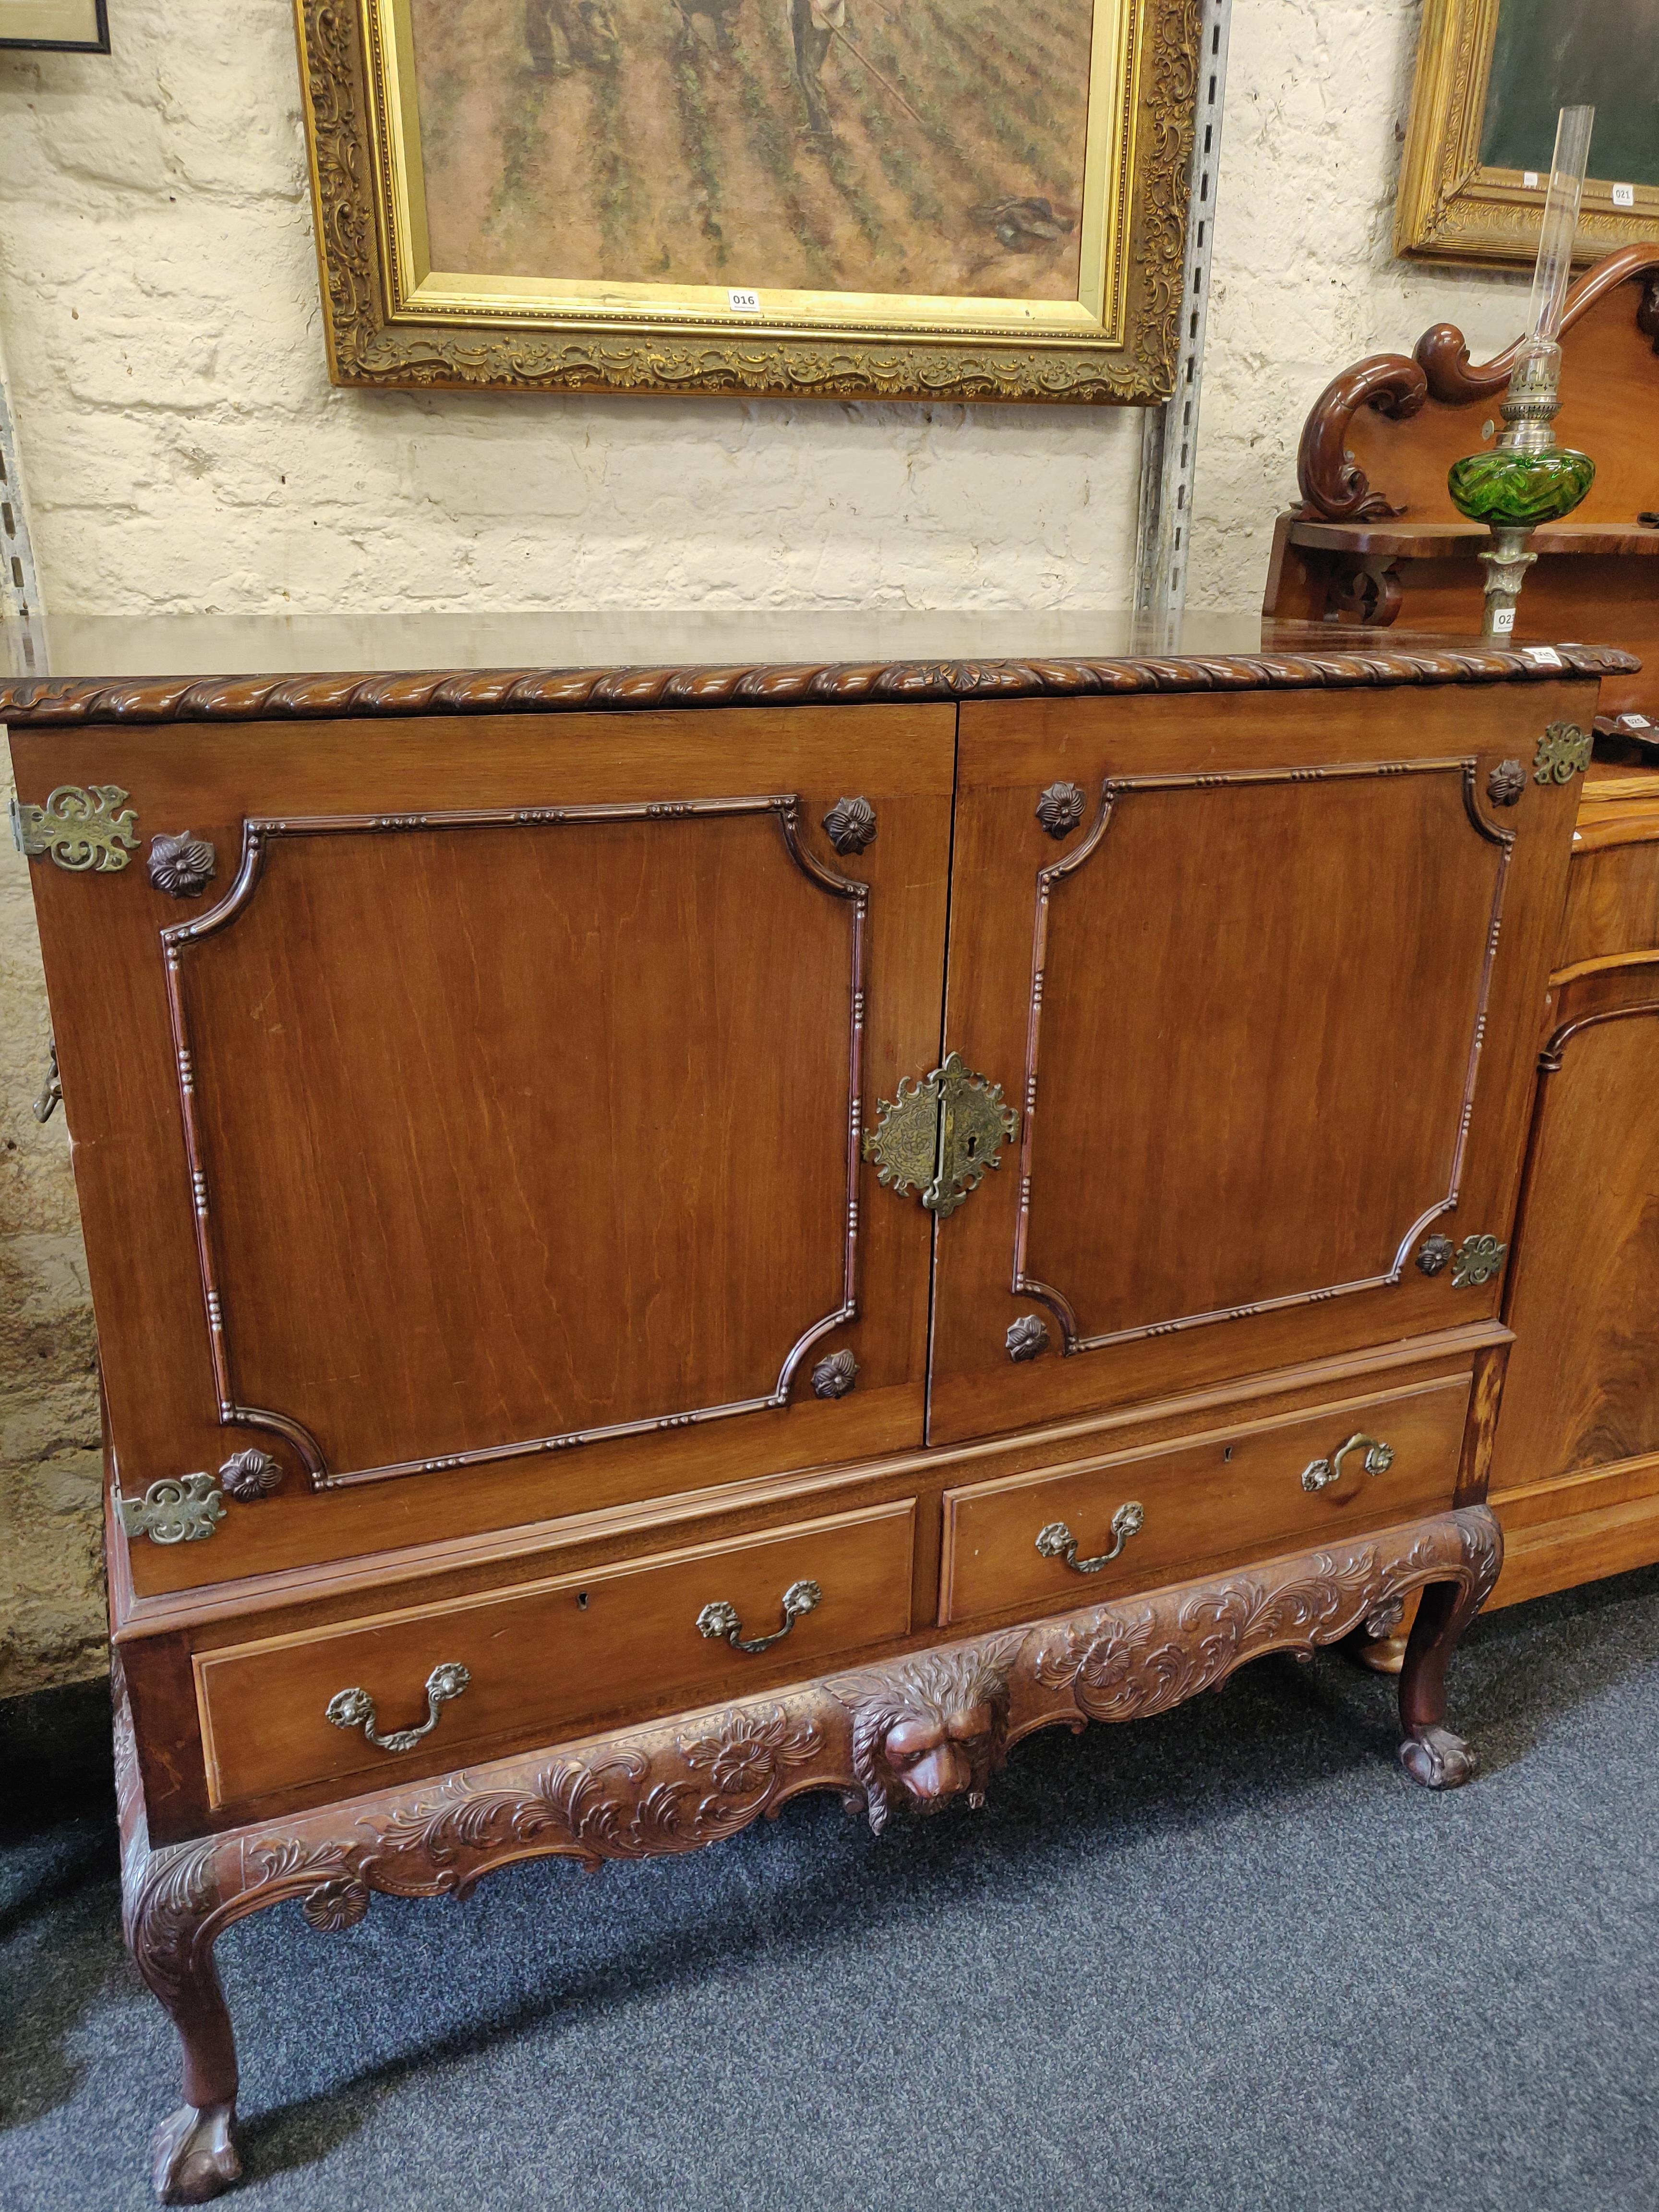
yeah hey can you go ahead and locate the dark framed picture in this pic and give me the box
[1398,0,1659,263]
[0,0,109,51]
[293,0,1200,405]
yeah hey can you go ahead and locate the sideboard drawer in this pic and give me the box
[939,1376,1470,1626]
[195,1500,915,1811]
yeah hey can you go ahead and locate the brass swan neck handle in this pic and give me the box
[325,1662,471,1754]
[1035,1502,1145,1575]
[697,1579,821,1654]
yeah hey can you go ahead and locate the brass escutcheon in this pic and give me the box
[863,1052,1018,1220]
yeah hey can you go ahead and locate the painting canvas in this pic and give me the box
[293,0,1195,404]
[408,0,1093,301]
[1480,0,1659,190]
[1397,0,1659,263]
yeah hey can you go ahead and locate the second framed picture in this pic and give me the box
[294,0,1199,405]
[1397,0,1659,264]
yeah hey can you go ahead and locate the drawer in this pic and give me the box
[939,1375,1470,1627]
[195,1500,915,1811]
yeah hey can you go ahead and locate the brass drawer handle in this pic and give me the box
[697,1579,821,1654]
[325,1662,471,1754]
[1035,1502,1144,1575]
[1301,1432,1395,1495]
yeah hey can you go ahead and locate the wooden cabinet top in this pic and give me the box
[0,611,1635,727]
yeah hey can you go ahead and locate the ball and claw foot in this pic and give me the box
[1397,1723,1478,1790]
[152,2102,240,2205]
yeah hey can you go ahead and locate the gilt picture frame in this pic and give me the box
[0,0,109,51]
[292,0,1198,405]
[1396,0,1659,264]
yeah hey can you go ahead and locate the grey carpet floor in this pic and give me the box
[4,1562,1659,2212]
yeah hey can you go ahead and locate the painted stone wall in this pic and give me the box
[0,0,1539,1691]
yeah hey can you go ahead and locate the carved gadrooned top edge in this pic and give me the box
[0,649,1637,727]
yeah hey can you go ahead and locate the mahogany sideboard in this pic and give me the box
[2,611,1632,2203]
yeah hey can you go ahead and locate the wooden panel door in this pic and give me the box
[925,682,1592,1446]
[1491,955,1659,1496]
[12,706,952,1591]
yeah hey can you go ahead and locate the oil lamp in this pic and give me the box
[1447,104,1597,638]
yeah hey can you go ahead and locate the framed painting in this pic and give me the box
[293,0,1198,404]
[0,0,108,49]
[1397,0,1659,264]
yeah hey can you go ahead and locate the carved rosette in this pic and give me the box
[301,1878,371,1934]
[821,797,876,856]
[810,1348,859,1399]
[218,1448,282,1501]
[148,832,218,898]
[1035,782,1087,840]
[1415,1233,1455,1277]
[1006,1314,1051,1362]
[1486,759,1526,807]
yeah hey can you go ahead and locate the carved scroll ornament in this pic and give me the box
[1295,248,1659,521]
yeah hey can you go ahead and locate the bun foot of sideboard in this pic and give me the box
[151,2103,240,2205]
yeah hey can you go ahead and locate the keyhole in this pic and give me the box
[1223,1447,1233,1463]
[577,1591,589,1610]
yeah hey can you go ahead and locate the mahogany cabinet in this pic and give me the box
[1486,765,1659,1601]
[2,616,1627,2203]
[1263,239,1659,1607]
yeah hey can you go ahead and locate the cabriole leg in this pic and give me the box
[1396,1575,1482,1789]
[126,1844,243,2203]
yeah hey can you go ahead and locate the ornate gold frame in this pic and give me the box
[292,0,1199,404]
[1396,0,1659,264]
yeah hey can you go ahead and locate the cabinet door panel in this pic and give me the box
[926,685,1588,1445]
[13,707,952,1590]
[1492,958,1659,1492]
